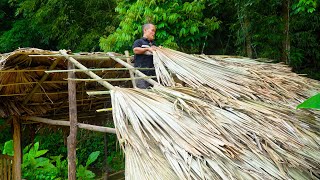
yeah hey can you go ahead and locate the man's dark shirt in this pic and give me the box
[132,37,156,76]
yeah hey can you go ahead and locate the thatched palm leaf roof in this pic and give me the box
[111,48,320,179]
[0,48,131,122]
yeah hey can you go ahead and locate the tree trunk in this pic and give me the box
[244,14,253,58]
[282,0,290,64]
[12,116,21,180]
[67,60,78,180]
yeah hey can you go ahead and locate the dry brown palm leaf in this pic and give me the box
[111,85,320,179]
[153,48,320,108]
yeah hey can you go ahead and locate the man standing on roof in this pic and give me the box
[132,23,157,89]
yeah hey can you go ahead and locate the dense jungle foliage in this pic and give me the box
[1,0,319,79]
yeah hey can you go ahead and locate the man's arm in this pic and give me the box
[133,46,156,54]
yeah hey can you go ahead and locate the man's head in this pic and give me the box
[143,23,156,41]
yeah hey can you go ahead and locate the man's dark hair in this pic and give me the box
[142,23,155,32]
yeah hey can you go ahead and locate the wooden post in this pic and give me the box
[125,51,137,88]
[12,116,21,180]
[67,60,78,180]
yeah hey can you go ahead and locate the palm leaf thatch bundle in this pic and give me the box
[111,48,320,179]
[153,48,320,107]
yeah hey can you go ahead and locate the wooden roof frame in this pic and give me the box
[0,48,156,179]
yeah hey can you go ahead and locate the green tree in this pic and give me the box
[100,0,221,53]
[0,0,117,52]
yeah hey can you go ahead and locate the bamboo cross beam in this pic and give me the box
[23,116,116,134]
[60,50,115,90]
[45,67,154,73]
[87,91,110,96]
[29,54,131,59]
[65,76,156,82]
[107,53,160,86]
[96,108,113,112]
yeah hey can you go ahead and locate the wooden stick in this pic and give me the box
[0,81,68,87]
[67,59,77,180]
[23,116,116,134]
[0,69,48,73]
[0,90,112,97]
[107,53,159,86]
[87,91,110,96]
[96,108,113,112]
[23,58,61,105]
[27,97,110,105]
[12,116,21,180]
[29,54,131,59]
[65,76,156,82]
[45,67,154,73]
[125,50,137,88]
[60,50,115,90]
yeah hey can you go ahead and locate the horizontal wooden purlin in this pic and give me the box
[0,81,68,87]
[87,91,110,96]
[23,116,116,134]
[0,89,113,97]
[0,69,49,73]
[27,97,110,105]
[50,102,108,110]
[29,54,131,59]
[43,110,112,118]
[66,76,156,82]
[96,108,113,112]
[45,67,154,73]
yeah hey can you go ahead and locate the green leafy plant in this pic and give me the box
[77,151,100,180]
[22,142,57,180]
[2,140,14,156]
[297,93,320,110]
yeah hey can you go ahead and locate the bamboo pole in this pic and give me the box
[65,76,156,82]
[60,50,115,90]
[0,81,68,87]
[0,90,111,97]
[23,58,61,105]
[87,91,110,96]
[96,108,113,112]
[29,54,130,59]
[12,116,21,180]
[28,97,110,105]
[125,50,137,88]
[67,59,77,180]
[23,116,116,134]
[45,67,154,73]
[107,53,159,86]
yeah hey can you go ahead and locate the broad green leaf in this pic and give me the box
[297,93,320,110]
[3,140,14,156]
[35,149,48,158]
[85,151,100,167]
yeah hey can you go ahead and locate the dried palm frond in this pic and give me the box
[153,48,320,107]
[111,85,320,179]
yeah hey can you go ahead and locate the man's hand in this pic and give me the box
[148,46,157,52]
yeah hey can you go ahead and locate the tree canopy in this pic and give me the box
[0,0,319,79]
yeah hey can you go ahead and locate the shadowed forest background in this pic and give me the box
[0,0,319,179]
